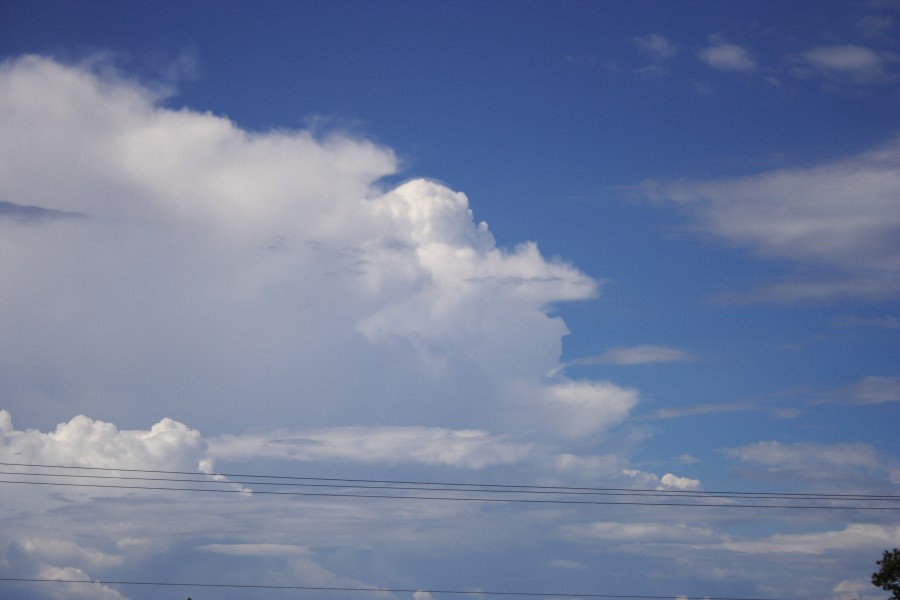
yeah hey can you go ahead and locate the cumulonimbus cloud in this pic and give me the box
[0,55,628,441]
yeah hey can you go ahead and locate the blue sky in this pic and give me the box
[0,2,898,600]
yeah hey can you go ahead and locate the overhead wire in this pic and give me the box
[0,461,897,510]
[0,576,794,600]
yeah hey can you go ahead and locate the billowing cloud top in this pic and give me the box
[0,55,628,443]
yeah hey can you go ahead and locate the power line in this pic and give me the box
[1,469,897,502]
[1,478,897,510]
[2,461,896,501]
[0,577,790,600]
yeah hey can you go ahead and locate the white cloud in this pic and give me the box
[830,315,900,329]
[536,380,638,438]
[673,454,701,465]
[639,137,900,302]
[209,425,537,469]
[21,538,123,571]
[565,521,716,544]
[0,55,614,441]
[721,524,900,555]
[844,376,900,404]
[697,38,756,71]
[549,559,586,570]
[621,469,702,491]
[633,33,678,76]
[726,438,900,489]
[659,473,702,491]
[638,402,754,420]
[197,543,313,557]
[634,33,678,61]
[0,409,208,472]
[565,520,900,560]
[35,566,127,600]
[569,344,694,366]
[795,45,899,84]
[832,579,872,600]
[725,441,884,472]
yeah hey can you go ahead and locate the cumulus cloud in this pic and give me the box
[0,409,208,472]
[535,380,638,438]
[621,469,702,491]
[0,55,616,442]
[697,37,756,72]
[638,137,900,302]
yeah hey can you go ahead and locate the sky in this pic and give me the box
[0,1,898,599]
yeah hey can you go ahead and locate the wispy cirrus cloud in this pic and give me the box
[637,136,900,302]
[829,314,900,329]
[838,376,900,404]
[792,44,900,84]
[724,440,900,488]
[568,344,695,367]
[633,33,678,77]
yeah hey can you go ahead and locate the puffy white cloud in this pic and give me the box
[0,409,207,472]
[621,469,702,491]
[535,380,638,438]
[697,38,756,72]
[639,137,900,302]
[658,473,702,491]
[0,55,612,441]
